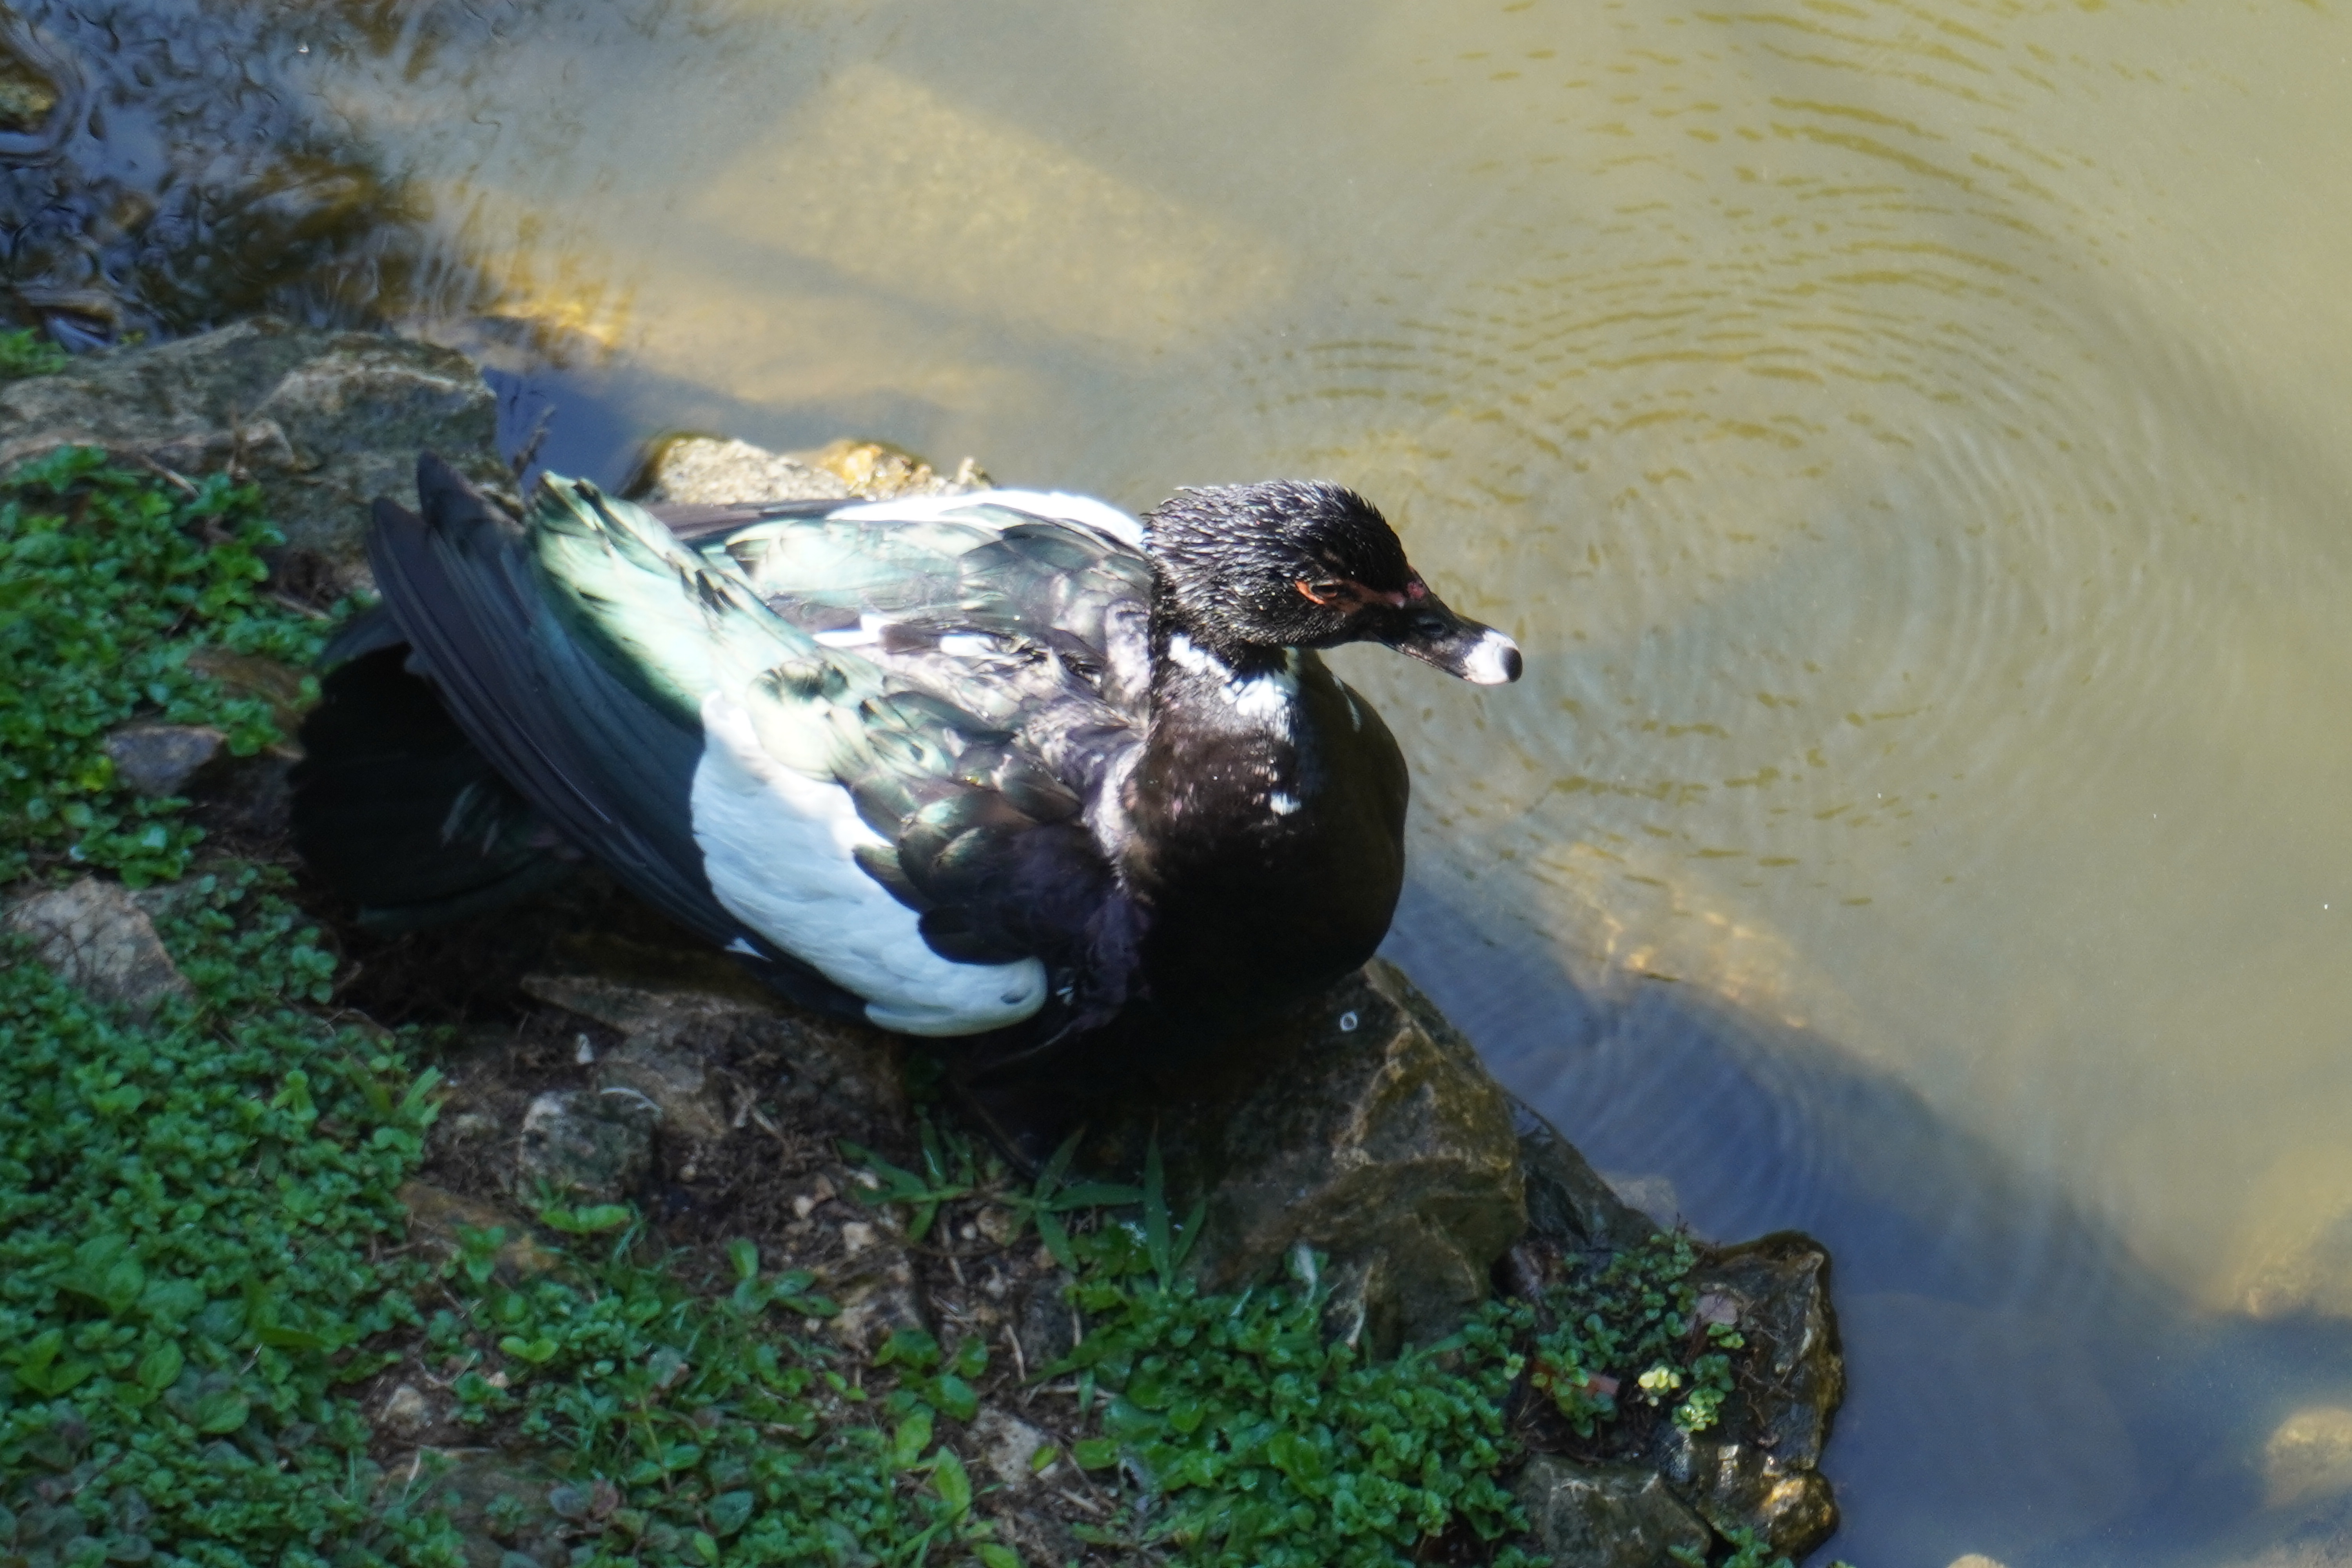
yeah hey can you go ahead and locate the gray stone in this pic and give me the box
[823,1230,931,1354]
[1512,1456,1713,1568]
[378,1383,432,1439]
[0,318,508,593]
[523,939,908,1147]
[640,433,985,506]
[639,437,853,506]
[1112,959,1526,1353]
[970,1407,1055,1488]
[102,722,227,797]
[515,1090,656,1203]
[5,876,194,1018]
[1014,1278,1082,1370]
[1650,1232,1843,1557]
[592,1036,731,1145]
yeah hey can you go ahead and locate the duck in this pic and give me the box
[290,453,1520,1056]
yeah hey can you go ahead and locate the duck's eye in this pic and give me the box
[1296,579,1350,606]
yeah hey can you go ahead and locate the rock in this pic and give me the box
[824,1233,931,1354]
[378,1383,433,1439]
[102,723,227,797]
[0,36,58,134]
[592,1035,732,1146]
[1514,1098,1660,1255]
[804,437,987,499]
[970,1408,1055,1488]
[5,876,195,1018]
[421,1454,566,1568]
[638,436,853,506]
[396,1181,561,1280]
[1106,959,1525,1353]
[0,318,508,592]
[183,648,313,742]
[515,1090,657,1203]
[1649,1232,1843,1556]
[639,433,984,506]
[1511,1455,1713,1568]
[523,940,909,1147]
[1013,1279,1082,1370]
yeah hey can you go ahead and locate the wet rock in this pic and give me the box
[970,1407,1055,1488]
[5,876,194,1018]
[1515,1098,1660,1254]
[0,36,58,134]
[1511,1455,1713,1568]
[1649,1232,1842,1556]
[515,1090,657,1203]
[102,722,226,797]
[639,433,984,506]
[0,318,507,592]
[1110,959,1525,1353]
[396,1181,561,1280]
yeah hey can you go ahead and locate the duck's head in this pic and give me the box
[1144,480,1523,684]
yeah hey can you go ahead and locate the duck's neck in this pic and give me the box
[1121,608,1407,1031]
[1143,610,1300,740]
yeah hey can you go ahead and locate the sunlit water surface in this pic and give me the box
[13,0,2352,1560]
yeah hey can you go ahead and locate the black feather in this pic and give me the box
[290,643,572,928]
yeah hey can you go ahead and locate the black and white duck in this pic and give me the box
[292,454,1520,1055]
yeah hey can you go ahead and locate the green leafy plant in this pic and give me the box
[1529,1231,1743,1438]
[0,868,454,1566]
[0,446,343,884]
[421,1212,1020,1567]
[0,327,68,380]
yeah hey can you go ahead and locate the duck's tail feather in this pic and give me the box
[290,640,577,929]
[347,454,872,1024]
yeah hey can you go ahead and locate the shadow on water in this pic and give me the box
[1386,880,2352,1568]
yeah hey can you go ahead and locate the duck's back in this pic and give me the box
[665,490,1158,854]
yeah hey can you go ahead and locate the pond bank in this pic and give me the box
[1,320,1845,1567]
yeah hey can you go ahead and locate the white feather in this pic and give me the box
[693,693,1046,1035]
[834,488,1146,549]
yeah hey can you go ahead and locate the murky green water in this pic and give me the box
[14,0,2352,1559]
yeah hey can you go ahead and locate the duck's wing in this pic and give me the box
[371,457,1132,1036]
[699,490,1156,718]
[677,489,1158,1028]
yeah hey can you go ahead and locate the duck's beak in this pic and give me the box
[1383,601,1523,684]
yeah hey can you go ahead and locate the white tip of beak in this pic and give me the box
[1461,628,1523,685]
